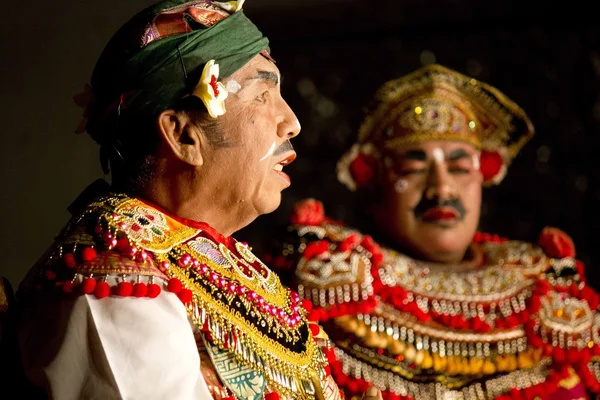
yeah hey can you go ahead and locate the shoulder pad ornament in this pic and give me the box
[538,227,576,259]
[525,278,600,393]
[273,199,381,322]
[24,194,334,399]
[19,195,181,299]
[295,230,600,398]
[536,226,588,283]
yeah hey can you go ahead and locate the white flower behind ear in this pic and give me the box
[192,60,229,118]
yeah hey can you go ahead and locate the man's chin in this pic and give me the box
[417,226,470,254]
[256,192,283,216]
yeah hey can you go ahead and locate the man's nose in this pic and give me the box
[425,163,456,200]
[277,98,301,139]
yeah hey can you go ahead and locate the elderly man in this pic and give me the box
[270,65,600,399]
[15,1,343,399]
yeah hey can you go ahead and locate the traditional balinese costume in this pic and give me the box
[16,1,340,399]
[269,65,600,400]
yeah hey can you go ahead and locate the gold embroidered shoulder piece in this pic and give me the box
[18,194,183,298]
[277,220,378,319]
[272,201,600,399]
[21,194,334,400]
[321,237,600,399]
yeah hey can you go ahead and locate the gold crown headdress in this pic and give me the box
[337,64,535,190]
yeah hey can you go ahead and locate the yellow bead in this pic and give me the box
[388,340,404,355]
[404,345,417,362]
[518,352,533,369]
[495,355,507,372]
[453,357,463,375]
[415,350,425,365]
[506,354,518,371]
[470,357,484,372]
[461,358,471,374]
[355,323,368,338]
[377,336,389,349]
[421,352,433,369]
[433,354,447,372]
[482,359,496,375]
[446,357,458,375]
[364,331,380,347]
[343,318,359,332]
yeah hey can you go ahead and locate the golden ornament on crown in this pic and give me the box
[337,64,535,190]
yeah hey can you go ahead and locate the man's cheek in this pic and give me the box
[394,194,418,222]
[472,169,484,184]
[398,185,420,207]
[462,189,482,213]
[259,141,276,162]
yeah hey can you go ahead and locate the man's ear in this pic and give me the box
[156,109,205,167]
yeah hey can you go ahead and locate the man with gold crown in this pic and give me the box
[268,64,600,399]
[14,1,344,399]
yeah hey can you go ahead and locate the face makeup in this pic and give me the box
[259,141,276,162]
[394,179,409,193]
[226,79,242,94]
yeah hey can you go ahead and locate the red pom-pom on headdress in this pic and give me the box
[349,154,378,188]
[479,150,504,182]
[337,143,379,191]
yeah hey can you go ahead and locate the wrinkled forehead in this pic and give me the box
[227,53,281,85]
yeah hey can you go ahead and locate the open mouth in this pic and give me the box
[272,152,296,184]
[421,207,459,223]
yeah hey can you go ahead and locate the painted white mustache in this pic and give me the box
[259,140,294,162]
[259,141,276,161]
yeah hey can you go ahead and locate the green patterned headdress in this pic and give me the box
[76,0,269,148]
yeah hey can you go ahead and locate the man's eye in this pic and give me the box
[399,168,427,176]
[449,167,470,174]
[256,91,269,103]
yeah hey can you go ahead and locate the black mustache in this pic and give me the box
[273,140,294,156]
[412,196,466,220]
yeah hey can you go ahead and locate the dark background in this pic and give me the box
[1,1,599,289]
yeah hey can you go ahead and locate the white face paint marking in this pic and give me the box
[432,147,445,164]
[472,153,480,171]
[226,79,241,94]
[259,141,276,162]
[394,179,409,193]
